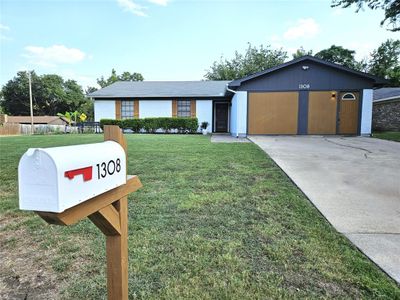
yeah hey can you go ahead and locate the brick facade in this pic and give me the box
[372,99,400,131]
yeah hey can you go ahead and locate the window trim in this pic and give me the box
[341,93,356,101]
[121,100,134,119]
[177,100,191,117]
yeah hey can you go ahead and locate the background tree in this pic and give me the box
[85,86,98,94]
[1,71,40,116]
[315,45,360,69]
[1,71,93,118]
[97,69,144,88]
[119,71,144,82]
[204,43,287,80]
[292,47,313,59]
[368,39,400,85]
[332,0,400,31]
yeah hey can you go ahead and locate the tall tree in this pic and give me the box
[1,71,93,117]
[292,47,313,59]
[204,43,287,80]
[1,71,40,116]
[315,45,360,69]
[369,39,400,85]
[331,0,400,31]
[97,69,144,88]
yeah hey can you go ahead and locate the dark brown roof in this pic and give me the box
[6,116,70,124]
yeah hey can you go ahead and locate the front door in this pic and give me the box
[338,92,359,135]
[215,103,228,132]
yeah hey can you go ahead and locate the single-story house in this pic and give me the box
[90,56,385,136]
[0,115,72,125]
[372,87,400,131]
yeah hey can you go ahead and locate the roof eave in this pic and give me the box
[92,95,229,99]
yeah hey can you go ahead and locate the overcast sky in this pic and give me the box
[0,0,397,89]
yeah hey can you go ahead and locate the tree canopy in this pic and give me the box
[1,71,93,117]
[204,43,287,80]
[368,39,400,85]
[292,47,313,59]
[315,45,359,69]
[97,69,144,88]
[331,0,400,31]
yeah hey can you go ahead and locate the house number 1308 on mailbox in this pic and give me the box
[96,158,122,179]
[18,141,127,213]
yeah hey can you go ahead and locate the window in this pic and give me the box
[177,100,191,117]
[121,101,134,119]
[342,93,356,100]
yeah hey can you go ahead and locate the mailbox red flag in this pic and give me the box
[64,166,93,181]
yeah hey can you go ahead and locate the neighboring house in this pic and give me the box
[372,88,400,131]
[1,115,72,125]
[89,56,385,136]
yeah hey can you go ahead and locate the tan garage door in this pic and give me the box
[248,92,298,134]
[308,91,337,134]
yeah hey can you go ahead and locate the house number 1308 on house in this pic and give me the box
[299,83,310,89]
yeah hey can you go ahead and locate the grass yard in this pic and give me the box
[0,134,399,299]
[373,131,400,142]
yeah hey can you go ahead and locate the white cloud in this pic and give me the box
[59,70,99,89]
[23,44,86,67]
[331,8,343,16]
[344,41,375,60]
[283,18,320,40]
[0,23,11,40]
[148,0,168,5]
[117,0,147,17]
[0,24,10,31]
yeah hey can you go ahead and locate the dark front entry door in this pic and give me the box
[215,103,228,132]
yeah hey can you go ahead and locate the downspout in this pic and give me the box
[226,85,239,138]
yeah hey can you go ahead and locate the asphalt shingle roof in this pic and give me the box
[89,81,231,98]
[373,87,400,102]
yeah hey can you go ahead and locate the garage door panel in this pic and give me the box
[308,91,337,134]
[249,92,298,134]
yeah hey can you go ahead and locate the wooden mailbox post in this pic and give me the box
[20,125,141,300]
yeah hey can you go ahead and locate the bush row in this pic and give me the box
[100,117,199,133]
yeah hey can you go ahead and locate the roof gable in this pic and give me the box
[229,56,386,88]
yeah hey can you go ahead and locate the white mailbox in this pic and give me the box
[18,141,127,213]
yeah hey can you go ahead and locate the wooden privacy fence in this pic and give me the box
[0,124,82,135]
[0,123,20,135]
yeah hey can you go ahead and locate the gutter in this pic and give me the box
[373,96,400,103]
[226,85,237,94]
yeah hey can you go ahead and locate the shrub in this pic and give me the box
[142,118,158,133]
[122,119,142,132]
[100,119,121,129]
[200,121,209,130]
[100,117,199,134]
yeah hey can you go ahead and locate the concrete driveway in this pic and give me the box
[249,136,400,283]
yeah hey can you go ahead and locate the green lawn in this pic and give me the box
[0,134,399,299]
[373,131,400,142]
